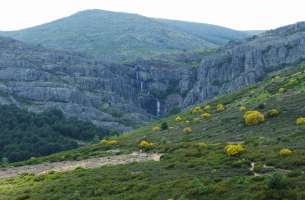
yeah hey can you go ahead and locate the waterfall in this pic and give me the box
[156,99,160,116]
[136,71,139,81]
[140,81,143,92]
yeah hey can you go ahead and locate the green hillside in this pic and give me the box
[1,64,305,200]
[0,9,248,62]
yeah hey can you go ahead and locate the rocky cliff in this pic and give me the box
[0,37,197,132]
[1,22,305,133]
[184,22,305,105]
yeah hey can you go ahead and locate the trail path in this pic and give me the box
[0,152,161,179]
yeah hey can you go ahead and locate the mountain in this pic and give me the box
[0,9,249,61]
[1,63,305,199]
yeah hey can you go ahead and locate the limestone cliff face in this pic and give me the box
[1,22,305,133]
[184,22,305,105]
[0,37,195,132]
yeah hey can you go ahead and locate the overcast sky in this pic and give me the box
[0,0,304,31]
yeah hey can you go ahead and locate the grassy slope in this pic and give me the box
[0,10,248,62]
[1,65,305,200]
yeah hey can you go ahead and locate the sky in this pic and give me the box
[0,0,305,31]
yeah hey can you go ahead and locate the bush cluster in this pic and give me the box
[152,126,160,132]
[175,116,183,122]
[267,109,280,118]
[191,106,202,113]
[101,139,119,145]
[279,148,293,157]
[183,127,193,134]
[239,106,247,112]
[296,117,305,125]
[216,104,225,112]
[243,110,265,125]
[138,140,155,150]
[224,144,244,156]
[201,112,211,120]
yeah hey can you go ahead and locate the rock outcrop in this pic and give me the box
[184,22,305,105]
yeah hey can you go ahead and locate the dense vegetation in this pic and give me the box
[0,106,109,162]
[0,64,304,199]
[0,9,249,62]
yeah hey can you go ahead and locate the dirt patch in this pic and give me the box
[0,152,161,179]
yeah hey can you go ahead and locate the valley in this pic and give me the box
[0,8,304,200]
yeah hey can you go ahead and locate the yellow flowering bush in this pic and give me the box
[216,104,225,112]
[183,127,193,134]
[279,148,293,157]
[152,126,161,132]
[296,117,305,125]
[192,106,202,113]
[175,116,183,122]
[203,105,211,111]
[267,109,280,118]
[201,112,211,120]
[224,144,245,156]
[239,106,247,112]
[101,139,119,145]
[244,111,265,125]
[138,140,155,150]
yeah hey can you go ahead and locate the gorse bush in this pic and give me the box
[267,109,280,118]
[239,106,247,112]
[192,106,202,113]
[138,140,155,150]
[216,104,225,112]
[201,112,211,120]
[203,105,211,111]
[101,139,119,145]
[279,148,293,157]
[176,116,183,122]
[152,126,160,132]
[183,127,193,134]
[296,117,305,125]
[243,111,265,125]
[224,144,244,156]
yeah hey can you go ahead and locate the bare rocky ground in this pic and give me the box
[0,152,161,179]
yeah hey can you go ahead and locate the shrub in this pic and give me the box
[278,88,286,93]
[192,106,202,113]
[152,126,160,132]
[239,106,247,112]
[244,111,265,125]
[267,173,288,189]
[267,109,280,118]
[196,142,208,149]
[216,104,225,112]
[201,112,211,120]
[138,140,155,150]
[279,148,293,157]
[203,105,211,111]
[175,116,183,122]
[296,117,305,125]
[224,144,244,156]
[160,122,168,130]
[183,127,193,134]
[100,139,119,145]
